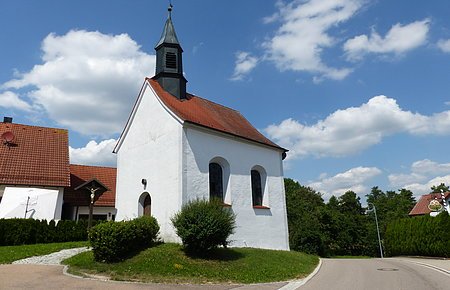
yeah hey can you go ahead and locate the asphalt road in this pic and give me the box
[0,258,448,290]
[300,258,450,290]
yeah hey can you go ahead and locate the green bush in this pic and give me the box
[0,218,92,246]
[385,212,450,257]
[88,216,160,263]
[171,199,236,254]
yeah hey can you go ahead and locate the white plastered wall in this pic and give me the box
[0,185,64,220]
[115,82,182,242]
[183,125,289,250]
[74,206,117,221]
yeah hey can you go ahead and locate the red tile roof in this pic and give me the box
[64,164,116,207]
[148,78,287,152]
[0,121,70,187]
[409,192,450,216]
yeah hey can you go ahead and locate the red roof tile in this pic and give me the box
[64,164,116,207]
[409,192,450,216]
[0,122,70,187]
[148,78,287,152]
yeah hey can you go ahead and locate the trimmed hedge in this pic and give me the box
[0,219,91,246]
[385,211,450,257]
[88,216,160,263]
[171,199,236,254]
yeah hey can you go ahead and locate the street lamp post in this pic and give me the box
[368,202,384,258]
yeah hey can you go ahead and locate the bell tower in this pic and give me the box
[153,4,187,100]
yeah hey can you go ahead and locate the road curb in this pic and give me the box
[277,258,322,290]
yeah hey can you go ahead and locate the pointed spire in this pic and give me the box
[155,3,181,49]
[153,3,187,100]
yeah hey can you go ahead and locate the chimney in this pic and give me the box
[3,117,13,123]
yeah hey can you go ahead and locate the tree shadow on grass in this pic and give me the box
[184,247,245,261]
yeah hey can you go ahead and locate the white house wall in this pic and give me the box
[75,206,117,221]
[0,185,64,220]
[115,82,182,242]
[183,126,290,250]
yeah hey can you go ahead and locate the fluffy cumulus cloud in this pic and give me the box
[69,139,117,166]
[262,0,364,81]
[437,39,450,53]
[344,19,430,61]
[0,91,32,112]
[389,159,450,196]
[265,95,450,159]
[308,166,382,199]
[230,51,259,81]
[1,30,155,136]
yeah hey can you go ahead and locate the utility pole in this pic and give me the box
[368,202,384,258]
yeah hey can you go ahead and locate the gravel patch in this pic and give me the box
[12,247,90,265]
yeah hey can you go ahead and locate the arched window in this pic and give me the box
[138,192,152,217]
[209,162,223,201]
[251,170,263,206]
[143,194,151,216]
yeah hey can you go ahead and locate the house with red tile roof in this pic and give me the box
[0,118,117,221]
[113,7,290,250]
[409,191,450,217]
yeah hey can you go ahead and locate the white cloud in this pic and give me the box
[263,0,363,81]
[69,139,117,166]
[2,30,155,136]
[265,95,450,159]
[308,166,382,200]
[437,39,450,53]
[344,19,430,61]
[389,159,450,196]
[230,51,259,81]
[0,91,32,112]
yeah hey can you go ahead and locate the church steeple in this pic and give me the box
[153,4,187,100]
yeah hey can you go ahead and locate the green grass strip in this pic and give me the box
[0,241,88,264]
[64,243,319,284]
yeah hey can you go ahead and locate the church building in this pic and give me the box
[114,6,289,250]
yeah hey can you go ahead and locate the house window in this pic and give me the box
[251,170,263,206]
[209,162,223,201]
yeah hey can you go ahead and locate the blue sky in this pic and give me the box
[2,0,450,201]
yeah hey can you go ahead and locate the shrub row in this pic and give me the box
[89,216,160,262]
[385,211,450,257]
[0,219,91,246]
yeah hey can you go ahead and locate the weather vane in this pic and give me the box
[168,1,173,16]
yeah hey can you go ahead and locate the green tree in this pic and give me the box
[431,183,449,193]
[324,191,368,256]
[284,178,326,255]
[365,187,416,256]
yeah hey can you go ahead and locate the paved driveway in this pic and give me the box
[0,264,287,290]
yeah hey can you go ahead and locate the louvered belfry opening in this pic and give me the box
[165,52,177,69]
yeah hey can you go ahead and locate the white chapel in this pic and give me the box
[114,6,289,250]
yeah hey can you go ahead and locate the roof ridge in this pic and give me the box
[70,163,117,169]
[0,122,68,132]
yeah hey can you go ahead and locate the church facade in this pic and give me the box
[114,7,289,250]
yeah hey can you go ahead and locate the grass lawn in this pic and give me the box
[0,241,88,264]
[64,243,319,284]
